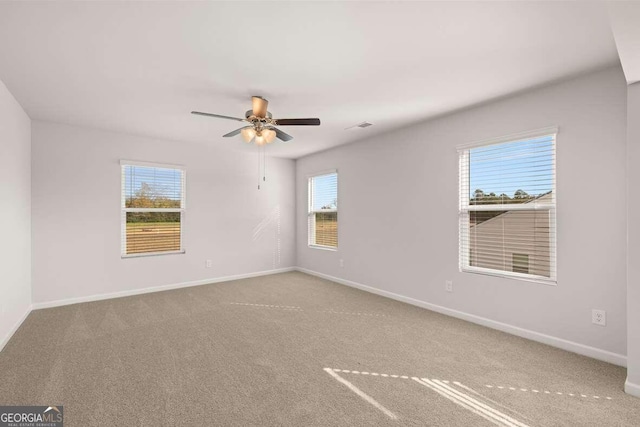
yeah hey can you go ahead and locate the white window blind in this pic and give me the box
[308,171,338,249]
[458,129,556,283]
[121,161,186,257]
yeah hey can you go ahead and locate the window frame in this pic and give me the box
[120,160,186,258]
[307,169,338,251]
[458,127,557,285]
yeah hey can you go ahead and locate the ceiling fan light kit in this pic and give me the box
[191,96,321,145]
[241,127,276,145]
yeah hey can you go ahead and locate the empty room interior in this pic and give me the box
[2,1,640,426]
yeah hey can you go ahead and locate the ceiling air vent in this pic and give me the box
[345,121,374,130]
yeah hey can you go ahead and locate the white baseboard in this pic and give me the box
[296,267,627,368]
[625,380,640,397]
[31,267,296,310]
[0,305,32,352]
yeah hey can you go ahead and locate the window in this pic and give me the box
[458,128,556,283]
[308,171,338,249]
[121,161,186,257]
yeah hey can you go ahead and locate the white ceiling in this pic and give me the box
[0,1,620,159]
[608,2,640,85]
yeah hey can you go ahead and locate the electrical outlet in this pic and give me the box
[445,280,453,293]
[205,259,212,268]
[339,259,344,268]
[592,309,606,326]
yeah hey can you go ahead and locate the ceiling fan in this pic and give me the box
[191,96,320,145]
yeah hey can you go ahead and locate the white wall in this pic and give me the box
[31,121,295,305]
[296,66,628,360]
[0,79,31,349]
[626,82,640,395]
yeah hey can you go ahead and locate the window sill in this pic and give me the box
[308,244,338,252]
[461,266,556,286]
[122,250,186,259]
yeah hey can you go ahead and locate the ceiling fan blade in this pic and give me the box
[272,127,294,142]
[274,118,321,126]
[223,126,252,138]
[191,111,246,122]
[252,96,269,118]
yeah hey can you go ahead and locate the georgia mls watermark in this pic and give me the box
[0,406,63,427]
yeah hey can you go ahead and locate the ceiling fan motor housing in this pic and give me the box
[245,110,272,120]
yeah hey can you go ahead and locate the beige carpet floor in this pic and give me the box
[1,271,639,426]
